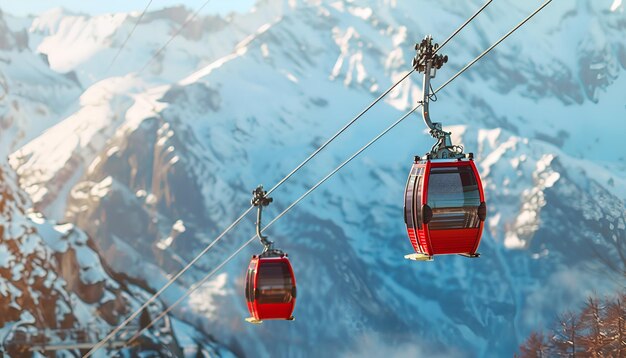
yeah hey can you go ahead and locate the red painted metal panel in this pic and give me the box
[407,228,419,252]
[429,228,480,255]
[420,161,433,256]
[469,160,486,254]
[429,160,473,168]
[245,257,258,319]
[417,229,428,255]
[247,256,296,321]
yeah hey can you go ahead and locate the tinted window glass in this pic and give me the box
[404,175,416,228]
[415,174,424,229]
[427,166,480,230]
[245,261,256,302]
[257,262,294,304]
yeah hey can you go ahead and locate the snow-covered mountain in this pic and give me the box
[0,9,234,357]
[0,10,81,157]
[0,160,234,357]
[2,0,626,356]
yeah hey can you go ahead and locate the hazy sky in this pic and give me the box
[0,0,256,17]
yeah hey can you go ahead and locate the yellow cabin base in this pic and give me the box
[404,253,433,261]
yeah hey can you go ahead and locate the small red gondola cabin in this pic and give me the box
[404,157,486,259]
[245,254,296,323]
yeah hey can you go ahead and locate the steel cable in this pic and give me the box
[84,40,414,358]
[84,0,504,354]
[122,0,553,343]
[106,0,154,72]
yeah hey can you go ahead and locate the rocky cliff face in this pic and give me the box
[0,9,234,357]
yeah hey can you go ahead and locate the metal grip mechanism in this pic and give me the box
[412,36,448,73]
[413,36,466,160]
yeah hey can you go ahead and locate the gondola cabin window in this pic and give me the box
[257,261,294,304]
[405,171,417,229]
[427,165,481,230]
[245,260,256,302]
[416,169,424,229]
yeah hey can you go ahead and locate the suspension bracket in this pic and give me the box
[251,185,273,251]
[251,185,281,255]
[413,36,466,160]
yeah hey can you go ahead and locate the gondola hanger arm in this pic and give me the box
[251,185,273,251]
[413,36,464,160]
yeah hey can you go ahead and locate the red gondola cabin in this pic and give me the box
[404,158,486,260]
[245,255,296,323]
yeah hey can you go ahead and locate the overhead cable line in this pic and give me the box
[83,206,253,357]
[84,64,413,358]
[126,100,420,340]
[106,0,154,72]
[436,0,553,91]
[126,103,418,342]
[265,0,492,197]
[436,0,492,52]
[84,45,415,358]
[85,1,497,354]
[138,0,213,74]
[85,61,414,357]
[265,69,413,196]
[123,0,552,340]
[86,62,418,357]
[43,0,155,136]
